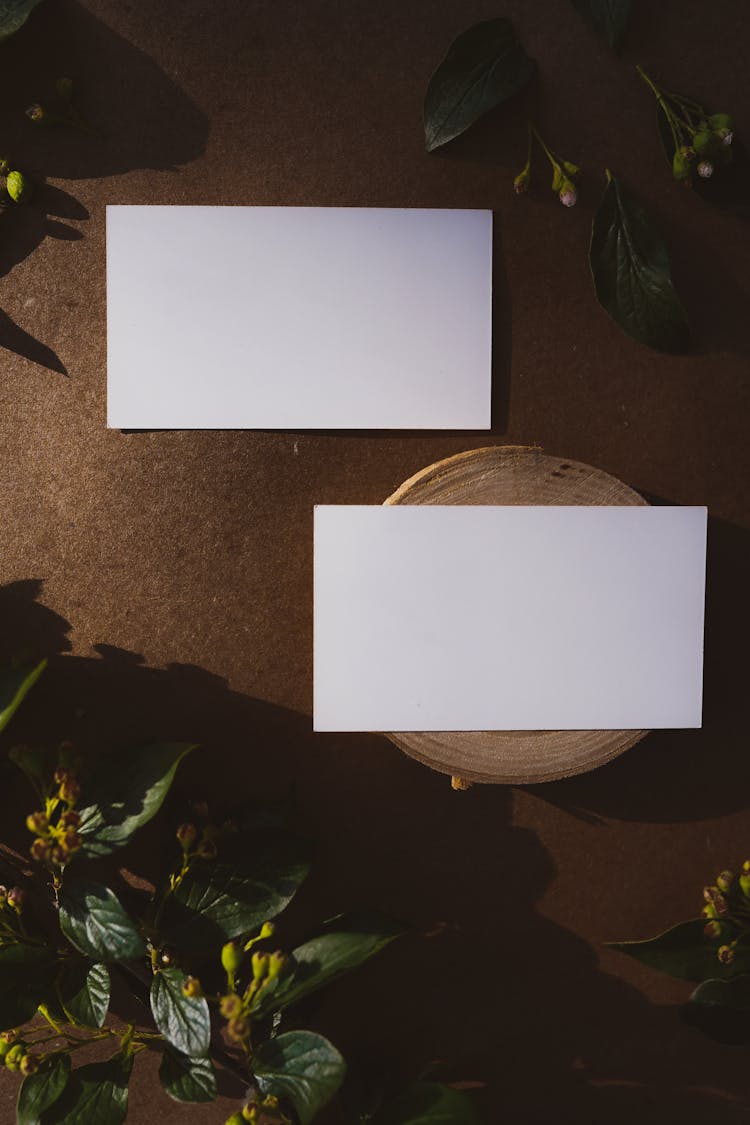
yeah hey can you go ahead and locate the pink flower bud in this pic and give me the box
[697,161,714,179]
[559,185,577,207]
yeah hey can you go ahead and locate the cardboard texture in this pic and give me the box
[0,1,748,1122]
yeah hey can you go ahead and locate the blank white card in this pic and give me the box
[106,206,493,430]
[314,505,707,732]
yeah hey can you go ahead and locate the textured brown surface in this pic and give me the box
[0,1,749,1122]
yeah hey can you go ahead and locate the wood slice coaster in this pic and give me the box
[383,445,650,785]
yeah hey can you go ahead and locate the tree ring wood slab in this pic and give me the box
[383,446,650,785]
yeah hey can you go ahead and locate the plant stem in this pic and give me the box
[38,1004,63,1035]
[528,122,559,170]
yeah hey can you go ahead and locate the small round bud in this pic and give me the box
[6,171,31,204]
[708,113,734,134]
[220,993,242,1019]
[716,870,734,893]
[717,943,735,964]
[513,167,530,195]
[672,150,691,182]
[266,951,287,981]
[182,975,202,998]
[720,130,734,146]
[703,886,729,915]
[49,845,66,866]
[24,103,48,125]
[242,1105,260,1124]
[176,823,197,850]
[697,160,714,179]
[25,811,48,834]
[221,941,243,975]
[30,838,50,862]
[704,920,723,939]
[5,1043,25,1071]
[740,872,750,898]
[227,1017,250,1043]
[20,1053,38,1076]
[262,1094,280,1110]
[259,921,275,940]
[60,809,81,830]
[679,145,696,162]
[7,887,25,912]
[559,181,577,208]
[225,1114,245,1125]
[59,777,81,805]
[692,130,716,157]
[61,830,83,856]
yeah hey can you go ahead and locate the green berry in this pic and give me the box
[6,170,31,204]
[221,941,243,975]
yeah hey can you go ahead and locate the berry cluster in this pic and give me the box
[514,123,580,208]
[702,863,750,965]
[0,1029,38,1077]
[26,765,83,868]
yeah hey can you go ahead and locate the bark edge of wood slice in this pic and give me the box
[383,445,650,785]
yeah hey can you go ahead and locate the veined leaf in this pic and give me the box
[57,961,110,1028]
[158,1046,216,1103]
[42,1053,133,1125]
[252,911,404,1020]
[589,173,689,352]
[570,0,631,49]
[59,881,146,962]
[78,742,195,858]
[607,919,749,981]
[0,658,46,733]
[372,1082,482,1125]
[0,943,58,1029]
[254,1031,345,1125]
[163,833,311,952]
[17,1053,70,1125]
[0,0,44,42]
[424,18,534,151]
[150,968,210,1057]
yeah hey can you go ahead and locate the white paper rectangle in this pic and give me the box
[106,206,493,430]
[313,505,707,732]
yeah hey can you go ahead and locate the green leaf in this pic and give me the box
[57,961,110,1028]
[424,18,534,152]
[683,975,750,1044]
[254,1031,345,1125]
[607,919,750,982]
[372,1083,482,1125]
[150,968,210,1057]
[0,0,43,43]
[252,911,404,1020]
[589,174,689,353]
[59,881,146,962]
[158,1046,216,1103]
[163,833,311,952]
[42,1053,133,1125]
[17,1053,70,1125]
[570,0,631,49]
[0,943,58,1029]
[0,658,46,733]
[77,742,195,858]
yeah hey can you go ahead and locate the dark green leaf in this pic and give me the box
[59,881,146,962]
[656,99,750,216]
[163,833,311,952]
[0,944,58,1029]
[57,961,110,1028]
[158,1046,216,1103]
[0,0,44,41]
[254,1031,345,1125]
[683,975,750,1044]
[607,919,750,981]
[77,742,195,858]
[424,19,534,152]
[570,0,631,49]
[0,658,46,733]
[372,1083,482,1125]
[150,968,210,1057]
[252,911,404,1020]
[8,743,53,794]
[589,174,689,352]
[17,1053,70,1125]
[42,1053,133,1125]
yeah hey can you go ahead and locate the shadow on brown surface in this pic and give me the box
[0,582,748,1123]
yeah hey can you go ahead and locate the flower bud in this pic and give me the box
[20,1053,38,1075]
[558,180,577,207]
[672,150,691,182]
[54,766,71,785]
[242,1105,259,1124]
[176,823,197,850]
[49,845,66,866]
[60,809,81,830]
[25,811,48,834]
[6,171,31,204]
[266,951,287,981]
[7,887,25,912]
[259,921,275,940]
[697,160,714,179]
[717,943,735,964]
[703,886,729,915]
[25,103,48,125]
[679,145,696,162]
[5,1043,25,1070]
[704,920,723,939]
[740,865,750,898]
[158,946,175,968]
[692,130,716,156]
[251,951,269,981]
[221,941,243,975]
[225,1114,245,1125]
[562,160,580,177]
[262,1094,280,1110]
[708,113,734,134]
[61,830,83,855]
[220,993,242,1019]
[59,777,81,805]
[719,130,734,146]
[226,1016,249,1043]
[0,158,9,175]
[182,975,202,998]
[716,870,734,893]
[513,167,530,195]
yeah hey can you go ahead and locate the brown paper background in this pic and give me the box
[0,0,748,1120]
